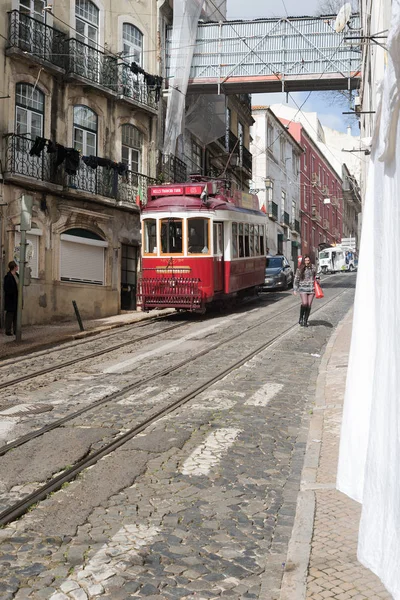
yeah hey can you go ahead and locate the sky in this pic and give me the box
[225,0,360,135]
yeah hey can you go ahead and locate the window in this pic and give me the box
[238,223,244,257]
[266,179,274,204]
[15,83,44,139]
[303,148,307,171]
[75,0,99,47]
[267,123,274,150]
[60,228,107,285]
[304,221,308,245]
[121,124,142,172]
[291,200,296,225]
[303,183,307,209]
[280,138,285,163]
[143,219,157,254]
[254,225,260,255]
[244,224,250,256]
[191,141,202,172]
[281,189,286,218]
[232,223,238,259]
[260,225,265,255]
[188,218,209,254]
[19,0,45,21]
[122,23,143,65]
[249,225,254,256]
[73,105,97,155]
[161,219,183,254]
[238,121,244,165]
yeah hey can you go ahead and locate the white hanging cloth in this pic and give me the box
[337,1,400,596]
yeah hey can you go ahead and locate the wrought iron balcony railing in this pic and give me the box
[67,162,156,205]
[268,201,278,221]
[118,170,157,205]
[4,134,155,205]
[118,65,158,109]
[8,10,66,69]
[4,133,62,183]
[7,12,161,111]
[295,219,300,233]
[66,38,118,91]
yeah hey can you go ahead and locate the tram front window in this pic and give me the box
[143,219,157,254]
[161,218,183,254]
[188,218,209,254]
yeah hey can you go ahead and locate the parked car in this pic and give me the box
[263,255,294,290]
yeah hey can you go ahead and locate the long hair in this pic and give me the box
[299,255,313,280]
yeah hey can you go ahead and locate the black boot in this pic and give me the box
[304,307,311,327]
[299,305,305,326]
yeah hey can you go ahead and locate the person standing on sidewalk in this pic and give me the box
[293,255,316,327]
[4,261,19,336]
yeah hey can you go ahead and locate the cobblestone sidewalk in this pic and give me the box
[279,309,392,600]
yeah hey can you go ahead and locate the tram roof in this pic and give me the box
[142,195,267,218]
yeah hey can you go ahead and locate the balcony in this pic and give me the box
[216,131,252,174]
[268,201,278,221]
[66,38,118,93]
[311,205,321,222]
[7,11,160,113]
[3,133,154,206]
[4,134,62,187]
[7,10,66,72]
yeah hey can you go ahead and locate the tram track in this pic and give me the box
[0,282,348,527]
[0,319,189,390]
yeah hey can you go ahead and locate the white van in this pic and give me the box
[318,247,356,274]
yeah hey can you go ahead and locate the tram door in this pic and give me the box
[121,244,138,310]
[213,222,224,292]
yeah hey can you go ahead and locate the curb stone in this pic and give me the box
[278,308,353,600]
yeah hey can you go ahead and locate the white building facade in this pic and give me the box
[251,107,302,270]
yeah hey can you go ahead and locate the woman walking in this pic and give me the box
[293,255,317,327]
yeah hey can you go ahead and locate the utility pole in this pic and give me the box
[15,195,32,343]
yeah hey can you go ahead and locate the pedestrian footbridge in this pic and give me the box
[166,15,361,94]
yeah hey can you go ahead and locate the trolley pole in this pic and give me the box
[15,195,32,343]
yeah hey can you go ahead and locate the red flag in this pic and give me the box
[261,204,266,213]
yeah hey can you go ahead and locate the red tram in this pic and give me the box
[137,179,268,313]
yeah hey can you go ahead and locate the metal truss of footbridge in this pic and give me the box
[166,15,362,94]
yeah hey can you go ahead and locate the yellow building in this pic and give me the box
[0,0,160,324]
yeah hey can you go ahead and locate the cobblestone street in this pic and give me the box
[0,275,382,600]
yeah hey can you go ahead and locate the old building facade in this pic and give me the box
[0,0,161,324]
[282,120,344,263]
[250,106,302,269]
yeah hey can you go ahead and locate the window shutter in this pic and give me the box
[61,240,105,285]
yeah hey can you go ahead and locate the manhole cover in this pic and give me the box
[0,403,54,417]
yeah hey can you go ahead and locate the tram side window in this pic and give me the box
[254,225,260,255]
[143,219,157,254]
[188,218,209,254]
[238,223,244,257]
[232,223,238,259]
[161,219,183,254]
[249,225,254,256]
[244,224,250,256]
[260,226,265,255]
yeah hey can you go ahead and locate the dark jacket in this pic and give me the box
[4,271,18,312]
